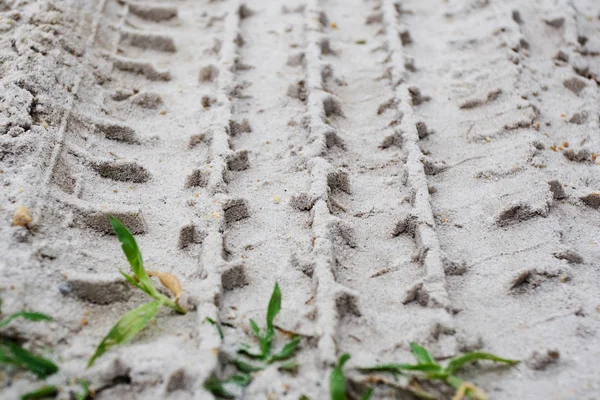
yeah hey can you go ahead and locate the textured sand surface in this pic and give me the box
[1,0,599,398]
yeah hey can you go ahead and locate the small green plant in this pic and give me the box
[0,300,58,379]
[87,216,187,367]
[204,283,301,398]
[204,377,233,399]
[20,385,58,400]
[74,379,92,400]
[205,317,225,340]
[330,353,373,400]
[238,283,300,365]
[359,343,519,400]
[330,353,350,400]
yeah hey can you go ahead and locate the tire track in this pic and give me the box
[368,0,458,358]
[2,0,598,398]
[210,1,323,397]
[32,0,245,397]
[380,0,454,311]
[219,0,314,335]
[297,0,365,370]
[34,0,108,222]
[297,0,458,376]
[190,0,260,395]
[404,0,600,397]
[0,1,111,396]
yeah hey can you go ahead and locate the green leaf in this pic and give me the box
[330,353,350,400]
[444,352,520,376]
[205,317,224,340]
[446,375,464,390]
[120,271,185,314]
[0,311,53,329]
[259,335,272,360]
[119,270,153,298]
[270,336,300,363]
[204,376,235,399]
[234,358,263,373]
[410,343,438,366]
[109,216,155,295]
[87,299,163,367]
[238,345,264,360]
[249,319,261,338]
[20,385,58,399]
[299,396,311,400]
[120,270,144,290]
[266,283,281,337]
[228,372,252,387]
[75,379,91,400]
[357,363,409,374]
[360,388,374,400]
[278,359,298,373]
[0,345,12,363]
[359,363,442,374]
[0,341,59,378]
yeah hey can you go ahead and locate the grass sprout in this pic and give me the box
[205,283,301,398]
[330,353,373,400]
[238,283,300,365]
[204,376,236,399]
[0,300,58,379]
[205,317,224,340]
[74,379,92,400]
[20,385,58,400]
[330,353,350,400]
[87,299,163,367]
[110,216,186,314]
[359,343,519,400]
[87,216,187,367]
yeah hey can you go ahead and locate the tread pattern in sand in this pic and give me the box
[0,0,599,398]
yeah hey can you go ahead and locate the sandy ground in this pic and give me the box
[1,0,599,398]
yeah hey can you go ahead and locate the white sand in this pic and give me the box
[1,0,599,398]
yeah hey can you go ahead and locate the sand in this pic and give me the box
[1,0,599,398]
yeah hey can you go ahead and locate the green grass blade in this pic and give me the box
[0,341,58,378]
[237,345,264,360]
[109,216,155,294]
[266,283,281,337]
[259,334,272,359]
[228,372,253,387]
[269,336,300,363]
[120,272,183,314]
[75,379,91,400]
[0,311,53,329]
[234,358,263,373]
[446,375,464,390]
[445,352,520,376]
[120,270,137,283]
[87,299,163,368]
[358,363,409,373]
[249,319,261,338]
[204,376,235,399]
[410,343,438,366]
[0,345,15,364]
[20,385,58,400]
[119,271,148,293]
[205,317,224,340]
[330,353,351,400]
[277,359,298,373]
[359,363,441,374]
[360,388,374,400]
